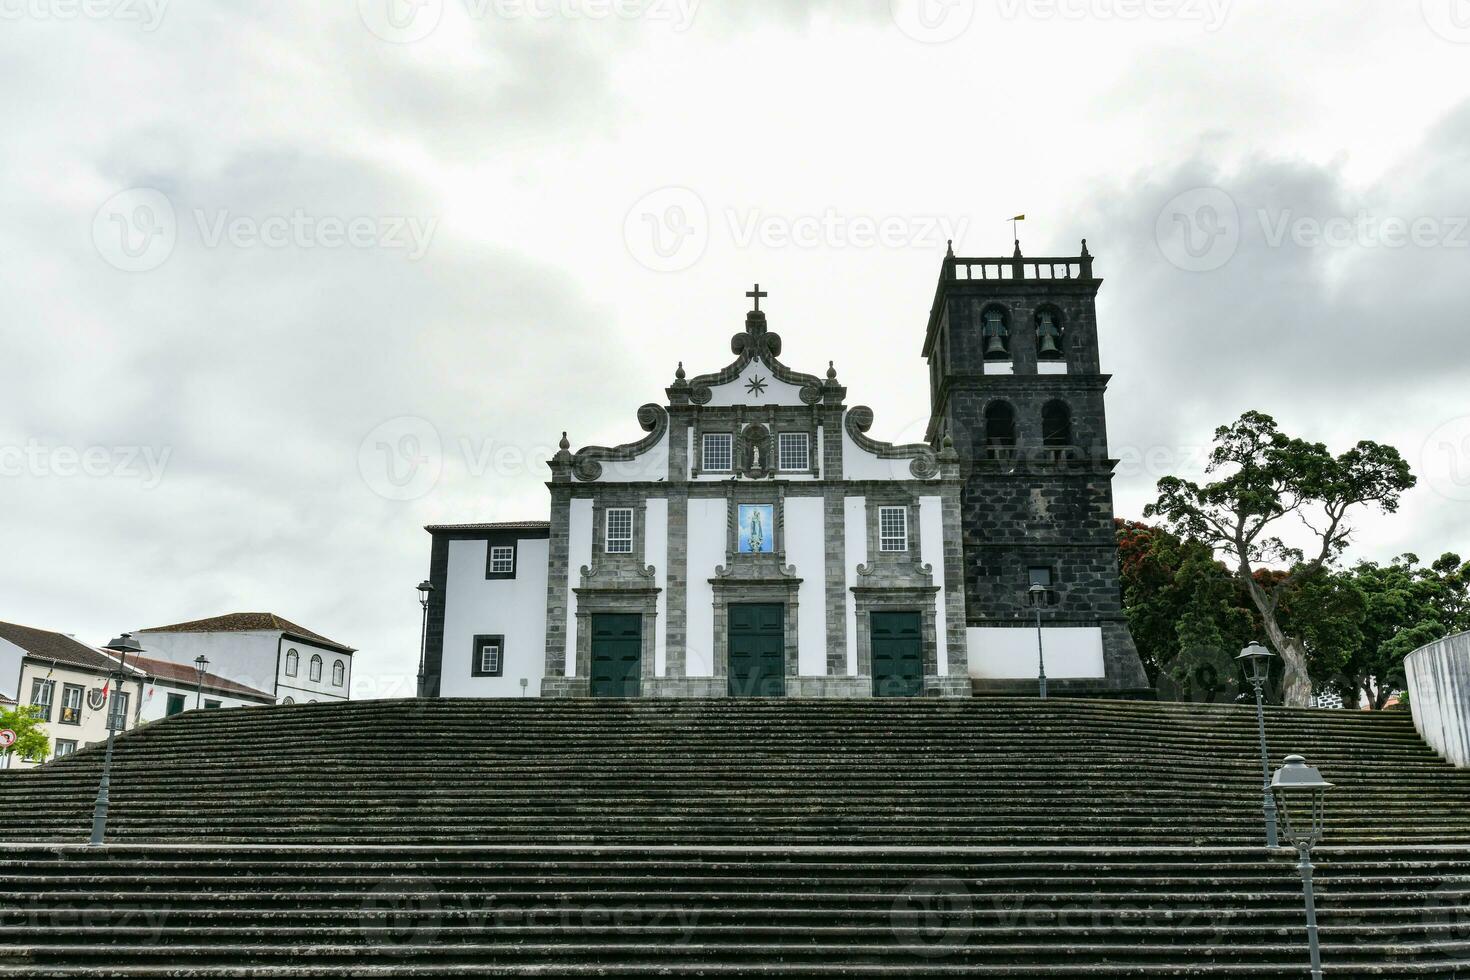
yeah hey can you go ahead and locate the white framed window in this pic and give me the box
[107,691,130,731]
[284,648,299,677]
[332,660,345,687]
[489,545,515,575]
[605,508,634,554]
[53,739,77,759]
[30,678,55,722]
[472,635,504,677]
[778,432,810,471]
[309,654,323,682]
[702,433,733,472]
[879,506,909,552]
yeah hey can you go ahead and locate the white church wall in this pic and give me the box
[133,631,281,700]
[843,496,866,675]
[566,499,594,679]
[842,427,921,482]
[919,495,947,675]
[274,637,352,704]
[646,497,668,677]
[967,626,1106,680]
[437,538,548,698]
[685,497,726,677]
[785,496,826,676]
[596,431,669,482]
[704,363,806,407]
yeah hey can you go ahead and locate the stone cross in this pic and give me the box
[746,284,767,312]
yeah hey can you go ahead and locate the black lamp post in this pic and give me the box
[1272,755,1333,980]
[193,654,210,710]
[1237,641,1279,848]
[1027,584,1048,699]
[416,580,434,698]
[91,632,142,846]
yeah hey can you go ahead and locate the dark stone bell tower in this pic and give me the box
[923,240,1149,696]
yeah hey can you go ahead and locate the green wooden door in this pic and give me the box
[871,611,923,697]
[590,614,642,698]
[728,603,785,697]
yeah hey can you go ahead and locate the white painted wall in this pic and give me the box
[785,495,826,676]
[138,683,269,723]
[704,362,806,406]
[0,637,23,702]
[438,538,550,698]
[841,411,930,482]
[565,499,594,679]
[133,631,281,700]
[919,495,947,674]
[843,496,866,675]
[11,660,145,768]
[685,497,726,677]
[275,637,352,704]
[1406,630,1470,768]
[967,626,1105,680]
[597,431,669,482]
[646,498,669,677]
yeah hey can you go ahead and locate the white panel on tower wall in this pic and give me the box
[967,626,1105,680]
[566,499,594,679]
[784,496,826,676]
[919,495,946,675]
[685,497,726,678]
[646,497,668,677]
[440,538,548,698]
[596,431,670,482]
[843,496,867,676]
[1038,362,1068,375]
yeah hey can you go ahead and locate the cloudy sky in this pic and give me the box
[2,0,1467,696]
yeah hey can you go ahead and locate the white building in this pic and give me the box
[133,613,356,705]
[0,620,147,768]
[131,654,275,722]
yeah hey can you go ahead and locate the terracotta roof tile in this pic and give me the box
[0,621,143,676]
[137,613,355,654]
[129,654,275,702]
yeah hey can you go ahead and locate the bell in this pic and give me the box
[1038,332,1061,358]
[984,334,1008,357]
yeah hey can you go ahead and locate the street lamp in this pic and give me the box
[416,580,435,698]
[1272,754,1333,980]
[1027,584,1048,699]
[91,632,142,846]
[1237,641,1279,848]
[193,655,210,710]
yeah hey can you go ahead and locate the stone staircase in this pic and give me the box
[2,698,1468,975]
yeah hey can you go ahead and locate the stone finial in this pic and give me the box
[559,432,570,452]
[827,360,837,381]
[945,239,954,258]
[675,361,686,382]
[1081,238,1090,257]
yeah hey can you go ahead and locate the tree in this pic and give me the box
[1145,411,1415,706]
[0,704,49,766]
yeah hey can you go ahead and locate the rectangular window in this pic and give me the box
[778,432,810,471]
[471,635,505,677]
[1029,566,1054,588]
[702,433,733,472]
[107,691,130,731]
[59,684,84,725]
[489,545,516,575]
[53,739,77,759]
[605,508,634,554]
[165,693,187,717]
[204,699,221,710]
[29,678,55,722]
[879,506,909,552]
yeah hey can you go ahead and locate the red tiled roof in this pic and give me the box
[129,654,275,702]
[425,521,550,533]
[0,621,145,676]
[138,613,354,654]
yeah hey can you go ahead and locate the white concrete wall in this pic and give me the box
[843,496,866,675]
[919,495,947,674]
[437,538,550,699]
[565,499,594,679]
[11,660,145,768]
[138,683,269,723]
[133,631,282,700]
[967,626,1105,680]
[704,362,807,406]
[785,495,826,676]
[646,498,669,677]
[685,497,726,677]
[597,431,669,482]
[0,637,23,702]
[1406,630,1470,768]
[275,638,352,704]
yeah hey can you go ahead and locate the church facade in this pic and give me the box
[422,245,1148,698]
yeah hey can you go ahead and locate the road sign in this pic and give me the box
[0,730,15,749]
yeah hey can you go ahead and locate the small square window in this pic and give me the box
[53,739,77,759]
[606,508,634,554]
[471,635,504,677]
[489,545,515,575]
[879,506,908,552]
[1029,566,1053,588]
[703,433,733,472]
[778,432,810,471]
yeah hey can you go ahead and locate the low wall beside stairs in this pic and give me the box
[1407,629,1470,767]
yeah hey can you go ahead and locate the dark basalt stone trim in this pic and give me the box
[570,404,669,482]
[844,406,940,479]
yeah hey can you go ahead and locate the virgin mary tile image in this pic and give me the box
[737,504,774,554]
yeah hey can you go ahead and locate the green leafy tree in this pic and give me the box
[0,704,50,765]
[1145,411,1415,706]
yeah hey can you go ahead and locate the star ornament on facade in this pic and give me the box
[744,375,768,397]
